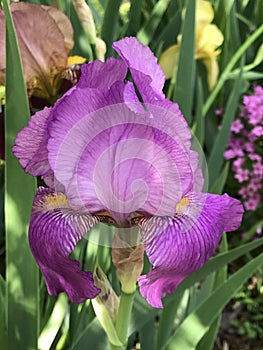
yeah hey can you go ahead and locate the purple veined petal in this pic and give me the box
[78,57,127,89]
[12,107,52,177]
[113,37,165,101]
[50,93,195,221]
[29,187,100,302]
[47,80,127,173]
[138,193,244,308]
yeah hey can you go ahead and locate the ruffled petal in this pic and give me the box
[47,80,127,183]
[48,82,194,221]
[29,187,100,302]
[138,193,243,307]
[78,57,127,89]
[12,107,52,176]
[113,37,165,101]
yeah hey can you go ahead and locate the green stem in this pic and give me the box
[202,24,263,118]
[110,291,135,350]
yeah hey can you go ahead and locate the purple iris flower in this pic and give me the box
[13,37,243,308]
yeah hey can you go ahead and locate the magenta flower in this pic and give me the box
[225,85,263,212]
[13,37,243,308]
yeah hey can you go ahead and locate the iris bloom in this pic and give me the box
[0,2,74,101]
[159,0,224,90]
[13,37,243,308]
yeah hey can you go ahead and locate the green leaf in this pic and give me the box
[152,8,181,53]
[193,77,205,146]
[139,317,156,350]
[0,274,6,348]
[129,237,263,340]
[3,0,38,348]
[196,234,228,350]
[38,294,68,350]
[202,24,263,118]
[137,0,171,46]
[209,162,230,193]
[173,0,196,124]
[207,67,243,183]
[72,317,109,350]
[165,253,263,350]
[126,0,143,36]
[165,237,263,305]
[156,294,184,350]
[101,0,122,57]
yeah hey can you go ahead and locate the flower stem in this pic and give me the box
[110,290,135,350]
[202,24,263,118]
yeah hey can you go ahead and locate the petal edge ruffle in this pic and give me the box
[138,193,243,307]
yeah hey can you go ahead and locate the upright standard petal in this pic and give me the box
[47,80,194,220]
[78,57,127,89]
[113,37,165,101]
[138,193,244,308]
[29,187,100,302]
[13,107,52,176]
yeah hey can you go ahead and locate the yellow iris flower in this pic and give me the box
[159,0,224,90]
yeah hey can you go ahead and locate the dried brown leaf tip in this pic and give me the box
[0,2,74,102]
[112,235,144,294]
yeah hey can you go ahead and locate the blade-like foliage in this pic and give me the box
[3,0,38,348]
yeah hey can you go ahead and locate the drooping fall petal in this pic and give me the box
[138,193,244,308]
[29,187,100,302]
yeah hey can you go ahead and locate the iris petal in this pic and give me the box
[29,187,100,302]
[47,79,194,220]
[138,193,244,308]
[113,37,165,101]
[78,57,127,89]
[13,107,52,177]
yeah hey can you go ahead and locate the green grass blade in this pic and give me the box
[153,10,181,56]
[173,0,196,124]
[38,294,68,350]
[165,237,263,305]
[202,24,263,118]
[139,317,156,350]
[165,252,263,350]
[126,0,143,36]
[129,237,263,339]
[207,68,243,184]
[3,0,38,348]
[72,317,109,350]
[0,274,6,348]
[156,294,183,350]
[101,0,122,57]
[137,0,171,46]
[209,162,230,194]
[196,234,228,350]
[193,77,205,146]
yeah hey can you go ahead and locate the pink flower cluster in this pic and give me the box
[225,86,263,211]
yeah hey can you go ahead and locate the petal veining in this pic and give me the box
[138,193,244,307]
[113,37,165,101]
[29,187,100,302]
[13,107,52,176]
